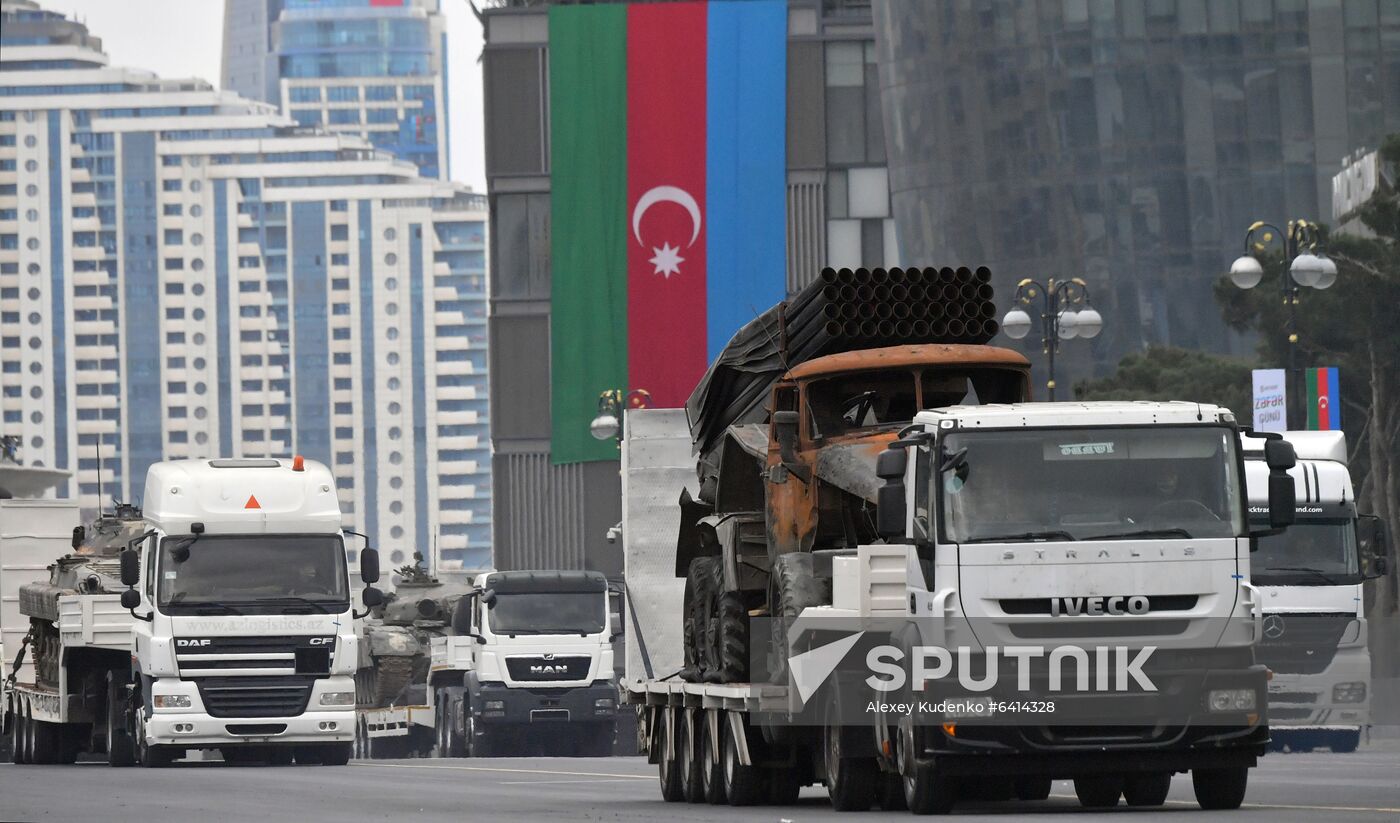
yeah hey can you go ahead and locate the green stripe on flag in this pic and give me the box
[1305,367,1318,430]
[549,5,628,464]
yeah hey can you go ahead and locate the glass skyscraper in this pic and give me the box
[873,0,1399,389]
[1,0,489,572]
[222,0,449,180]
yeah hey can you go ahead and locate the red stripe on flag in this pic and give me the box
[626,2,708,408]
[1316,368,1331,430]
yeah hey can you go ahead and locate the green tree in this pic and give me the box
[1072,346,1254,419]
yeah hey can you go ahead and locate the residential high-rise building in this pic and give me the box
[481,0,899,575]
[0,0,489,571]
[873,0,1400,389]
[222,0,450,180]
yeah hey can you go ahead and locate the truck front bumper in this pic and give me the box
[144,708,356,747]
[1267,647,1370,731]
[474,681,619,726]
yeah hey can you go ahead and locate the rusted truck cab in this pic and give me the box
[763,344,1031,555]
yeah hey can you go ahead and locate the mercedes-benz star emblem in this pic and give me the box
[1263,614,1286,640]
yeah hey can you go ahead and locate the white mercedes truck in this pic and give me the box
[3,457,384,766]
[1244,431,1388,753]
[623,403,1299,814]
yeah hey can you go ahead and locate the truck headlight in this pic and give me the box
[319,691,355,707]
[1332,682,1367,704]
[1208,688,1256,712]
[484,700,505,711]
[153,695,191,709]
[594,698,614,709]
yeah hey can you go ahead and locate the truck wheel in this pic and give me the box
[106,672,136,767]
[679,712,705,803]
[903,764,956,815]
[822,718,877,810]
[1074,775,1123,808]
[1013,775,1052,801]
[446,696,467,757]
[30,717,60,765]
[353,717,367,759]
[434,694,448,757]
[15,702,32,764]
[136,710,176,768]
[1329,730,1360,753]
[1192,766,1248,810]
[656,711,685,802]
[720,719,765,806]
[713,592,749,683]
[769,553,830,683]
[701,714,727,804]
[1123,772,1172,806]
[683,558,721,682]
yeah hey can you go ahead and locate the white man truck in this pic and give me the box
[1244,431,1389,753]
[623,402,1298,814]
[3,457,384,766]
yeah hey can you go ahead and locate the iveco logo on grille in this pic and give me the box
[1050,596,1150,616]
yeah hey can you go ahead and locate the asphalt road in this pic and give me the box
[1,743,1398,822]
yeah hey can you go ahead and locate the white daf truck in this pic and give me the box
[1244,431,1388,753]
[623,403,1298,814]
[3,457,384,767]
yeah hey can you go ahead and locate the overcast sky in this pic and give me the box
[43,0,488,192]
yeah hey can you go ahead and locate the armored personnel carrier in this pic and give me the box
[356,555,475,708]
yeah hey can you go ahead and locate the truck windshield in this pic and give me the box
[158,534,349,614]
[488,592,605,635]
[937,426,1245,543]
[1251,519,1360,585]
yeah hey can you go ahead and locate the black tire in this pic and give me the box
[1074,775,1123,808]
[106,673,136,767]
[878,772,908,810]
[683,558,721,682]
[657,711,685,802]
[136,710,176,768]
[713,591,749,683]
[1124,772,1172,806]
[1192,766,1248,810]
[1013,775,1052,801]
[679,712,705,803]
[769,553,831,683]
[353,718,368,760]
[719,717,765,806]
[701,714,727,804]
[446,696,467,757]
[30,717,60,765]
[822,718,877,811]
[15,702,31,764]
[903,763,956,815]
[1329,730,1360,753]
[434,693,449,758]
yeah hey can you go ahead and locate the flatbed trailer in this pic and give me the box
[354,704,434,759]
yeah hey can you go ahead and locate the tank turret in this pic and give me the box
[355,554,476,707]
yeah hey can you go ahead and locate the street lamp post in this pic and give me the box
[589,388,652,445]
[1227,219,1337,429]
[1000,278,1103,401]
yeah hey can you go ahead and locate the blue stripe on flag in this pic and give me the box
[1326,367,1340,430]
[705,0,787,361]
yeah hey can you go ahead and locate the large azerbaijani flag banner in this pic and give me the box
[1305,366,1341,431]
[549,1,788,464]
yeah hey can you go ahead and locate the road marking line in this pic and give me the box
[1051,793,1400,815]
[351,762,653,780]
[497,778,642,785]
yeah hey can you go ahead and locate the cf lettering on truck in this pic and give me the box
[3,457,384,767]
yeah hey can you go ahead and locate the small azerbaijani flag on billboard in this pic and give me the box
[1305,367,1341,431]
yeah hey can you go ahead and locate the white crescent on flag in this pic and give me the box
[631,185,702,247]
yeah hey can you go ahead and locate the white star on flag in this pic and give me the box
[648,242,685,278]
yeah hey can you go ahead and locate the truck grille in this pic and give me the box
[1256,614,1351,675]
[1270,707,1315,722]
[175,635,335,677]
[504,655,592,682]
[1268,691,1318,704]
[194,676,316,718]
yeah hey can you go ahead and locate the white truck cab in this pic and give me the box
[429,570,620,756]
[118,457,380,766]
[1243,431,1388,753]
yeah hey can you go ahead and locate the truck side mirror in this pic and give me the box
[451,597,472,635]
[1266,472,1296,530]
[119,549,140,587]
[609,611,622,641]
[772,410,811,483]
[360,547,380,584]
[876,445,908,540]
[481,588,497,608]
[1263,438,1296,470]
[1358,515,1390,579]
[120,589,141,610]
[72,526,85,550]
[361,586,384,608]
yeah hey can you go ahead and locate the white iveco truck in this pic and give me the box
[1244,431,1388,753]
[3,457,383,766]
[623,403,1298,814]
